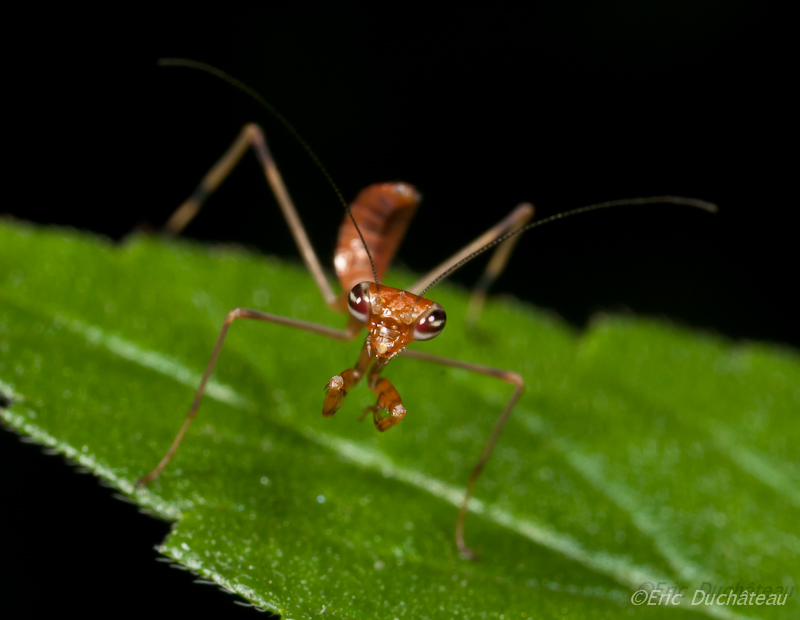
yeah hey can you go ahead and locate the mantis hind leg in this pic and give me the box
[163,123,341,310]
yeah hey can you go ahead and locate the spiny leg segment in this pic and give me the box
[324,345,408,431]
[363,360,407,431]
[323,341,372,417]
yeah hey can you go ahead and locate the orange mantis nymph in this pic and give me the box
[138,60,716,559]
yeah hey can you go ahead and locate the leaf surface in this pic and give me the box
[1,222,797,619]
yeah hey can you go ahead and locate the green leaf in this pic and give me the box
[1,221,797,619]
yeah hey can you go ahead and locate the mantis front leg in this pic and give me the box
[323,341,372,417]
[324,345,407,431]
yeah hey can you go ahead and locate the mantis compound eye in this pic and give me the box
[412,304,446,341]
[347,282,373,323]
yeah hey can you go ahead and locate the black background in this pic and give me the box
[3,2,795,616]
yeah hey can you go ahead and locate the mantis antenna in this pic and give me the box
[414,195,718,304]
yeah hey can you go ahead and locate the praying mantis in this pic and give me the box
[138,60,716,559]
